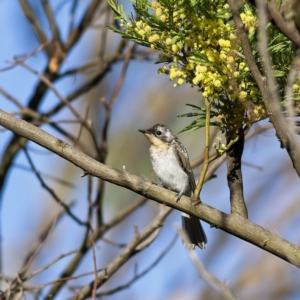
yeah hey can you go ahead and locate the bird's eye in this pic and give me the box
[156,130,162,136]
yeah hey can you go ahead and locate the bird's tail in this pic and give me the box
[181,212,207,250]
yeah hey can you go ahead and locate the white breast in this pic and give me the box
[149,144,191,196]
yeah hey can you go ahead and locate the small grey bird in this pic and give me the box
[138,124,207,249]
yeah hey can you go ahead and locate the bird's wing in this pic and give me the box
[173,140,196,191]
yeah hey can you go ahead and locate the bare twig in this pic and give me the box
[0,87,24,109]
[72,207,172,299]
[99,4,111,60]
[66,0,103,51]
[22,147,88,226]
[41,0,63,47]
[95,42,136,225]
[45,195,147,298]
[13,163,75,188]
[68,0,79,34]
[44,40,127,119]
[97,234,177,296]
[0,41,50,72]
[24,250,77,281]
[177,226,236,300]
[18,0,52,57]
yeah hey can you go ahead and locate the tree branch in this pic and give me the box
[226,134,248,218]
[18,0,52,57]
[1,109,300,268]
[71,207,172,299]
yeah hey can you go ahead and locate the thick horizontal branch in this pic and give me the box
[1,109,300,267]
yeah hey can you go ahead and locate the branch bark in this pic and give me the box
[1,109,300,268]
[226,134,248,218]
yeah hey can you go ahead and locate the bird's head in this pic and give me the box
[138,124,174,146]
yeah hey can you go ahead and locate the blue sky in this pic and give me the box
[1,1,300,299]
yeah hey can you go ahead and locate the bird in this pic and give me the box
[138,124,207,249]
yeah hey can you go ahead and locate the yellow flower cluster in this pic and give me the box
[213,137,227,155]
[240,9,257,33]
[151,1,235,95]
[293,78,300,94]
[119,0,270,136]
[252,104,267,121]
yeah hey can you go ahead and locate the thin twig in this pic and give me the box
[0,41,50,72]
[72,207,172,299]
[18,0,51,57]
[22,147,88,226]
[194,98,211,199]
[24,250,77,281]
[45,196,147,298]
[0,87,24,109]
[41,0,63,47]
[97,234,177,296]
[176,226,236,300]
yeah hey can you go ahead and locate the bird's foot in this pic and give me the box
[175,191,183,202]
[190,197,201,206]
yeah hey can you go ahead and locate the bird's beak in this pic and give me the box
[138,128,148,134]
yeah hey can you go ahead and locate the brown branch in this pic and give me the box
[45,195,147,298]
[18,0,52,57]
[24,250,77,282]
[177,227,236,300]
[226,134,248,218]
[97,234,177,296]
[66,0,104,51]
[41,0,63,46]
[18,62,84,123]
[6,204,64,296]
[95,42,136,225]
[21,202,74,269]
[1,110,300,268]
[0,3,126,201]
[44,40,127,118]
[69,0,79,34]
[22,147,88,226]
[0,87,24,109]
[72,207,172,300]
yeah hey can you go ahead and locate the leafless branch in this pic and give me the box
[1,110,300,268]
[22,146,88,226]
[71,207,172,299]
[18,0,52,57]
[97,234,177,296]
[177,226,236,300]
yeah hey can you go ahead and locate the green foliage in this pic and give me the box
[177,104,220,133]
[107,0,299,138]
